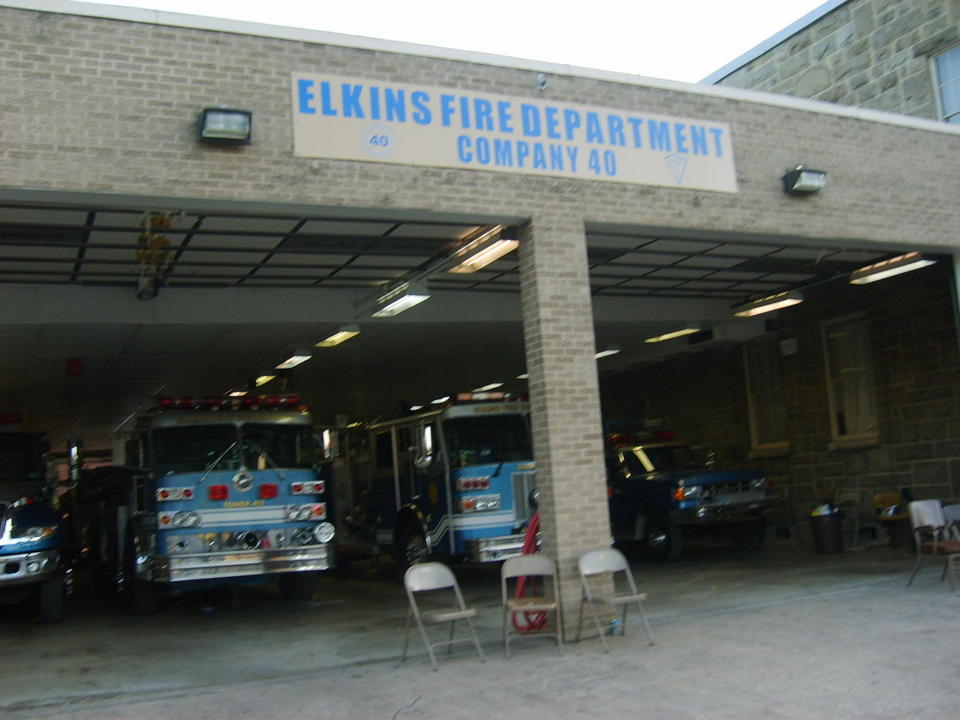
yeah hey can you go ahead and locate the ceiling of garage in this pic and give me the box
[0,193,920,456]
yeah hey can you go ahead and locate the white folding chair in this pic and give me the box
[575,547,654,653]
[401,562,486,670]
[501,554,563,658]
[907,500,960,591]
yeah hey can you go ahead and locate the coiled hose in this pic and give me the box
[511,511,547,632]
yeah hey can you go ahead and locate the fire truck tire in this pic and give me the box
[397,520,428,575]
[644,514,682,562]
[278,571,319,601]
[123,525,160,614]
[730,521,767,552]
[38,576,65,623]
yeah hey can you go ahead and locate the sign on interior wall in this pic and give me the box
[291,73,738,193]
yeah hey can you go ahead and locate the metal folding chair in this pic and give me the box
[401,562,486,670]
[501,553,563,657]
[907,500,960,591]
[575,547,655,653]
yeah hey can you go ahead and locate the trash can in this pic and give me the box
[810,514,844,553]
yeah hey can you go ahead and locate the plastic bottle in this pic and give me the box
[609,618,623,636]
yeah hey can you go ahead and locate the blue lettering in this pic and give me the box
[532,143,547,169]
[607,114,625,147]
[457,135,472,162]
[690,125,708,155]
[516,140,531,167]
[566,146,579,172]
[297,79,316,114]
[475,136,491,165]
[497,101,514,133]
[648,121,672,151]
[370,86,381,120]
[341,84,364,119]
[440,94,456,127]
[520,105,541,137]
[674,123,689,154]
[628,118,644,148]
[460,96,471,129]
[411,91,431,125]
[494,139,514,166]
[474,98,494,131]
[710,127,725,157]
[563,109,582,141]
[544,107,561,139]
[320,81,337,117]
[585,112,604,143]
[549,144,564,170]
[385,89,406,122]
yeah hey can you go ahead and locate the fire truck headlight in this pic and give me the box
[312,522,335,544]
[296,506,313,521]
[183,512,202,528]
[171,512,187,528]
[293,528,313,545]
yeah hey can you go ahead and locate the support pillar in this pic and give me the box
[518,213,612,639]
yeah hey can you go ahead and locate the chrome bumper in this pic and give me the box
[464,533,527,562]
[150,544,333,582]
[671,497,782,526]
[0,549,59,588]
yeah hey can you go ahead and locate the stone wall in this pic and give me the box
[714,0,960,120]
[601,260,960,544]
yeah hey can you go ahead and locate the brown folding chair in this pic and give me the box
[401,562,486,670]
[501,554,563,657]
[907,500,960,591]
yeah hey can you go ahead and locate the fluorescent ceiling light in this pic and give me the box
[849,252,936,285]
[275,352,311,370]
[516,373,529,380]
[446,225,520,275]
[594,348,621,360]
[226,390,247,398]
[431,395,451,405]
[643,325,701,343]
[315,324,361,347]
[409,404,424,411]
[472,382,504,392]
[732,290,804,317]
[368,282,430,317]
[255,375,275,387]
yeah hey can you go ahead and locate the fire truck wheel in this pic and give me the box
[38,576,65,623]
[278,571,319,601]
[397,520,428,575]
[644,515,682,562]
[123,525,160,614]
[729,521,767,552]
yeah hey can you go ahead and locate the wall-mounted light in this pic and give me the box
[275,351,312,370]
[447,225,519,274]
[315,324,361,347]
[365,282,431,318]
[198,108,252,144]
[643,325,701,343]
[732,289,804,317]
[782,165,826,195]
[849,252,936,285]
[594,347,621,360]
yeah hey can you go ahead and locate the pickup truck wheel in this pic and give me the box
[38,576,65,623]
[645,515,682,562]
[278,571,319,601]
[730,521,767,552]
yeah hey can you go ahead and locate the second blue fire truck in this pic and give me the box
[332,393,537,569]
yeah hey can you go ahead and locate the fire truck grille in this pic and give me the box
[511,470,537,522]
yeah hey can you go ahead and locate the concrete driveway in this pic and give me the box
[2,545,957,719]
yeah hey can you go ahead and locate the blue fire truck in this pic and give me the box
[74,394,334,612]
[0,425,67,622]
[332,393,537,569]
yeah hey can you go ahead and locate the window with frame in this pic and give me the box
[933,44,960,125]
[822,316,878,446]
[744,339,789,451]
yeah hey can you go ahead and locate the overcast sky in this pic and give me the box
[86,0,832,82]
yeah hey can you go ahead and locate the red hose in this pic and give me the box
[512,511,547,632]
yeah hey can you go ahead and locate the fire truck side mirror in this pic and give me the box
[413,424,435,469]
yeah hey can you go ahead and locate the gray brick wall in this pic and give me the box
[714,0,960,121]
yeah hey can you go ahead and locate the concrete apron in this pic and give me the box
[2,547,958,720]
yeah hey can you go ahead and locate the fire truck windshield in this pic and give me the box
[153,424,315,474]
[444,415,531,469]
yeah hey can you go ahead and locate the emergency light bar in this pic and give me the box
[157,394,303,411]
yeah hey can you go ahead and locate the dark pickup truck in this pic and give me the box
[606,437,780,561]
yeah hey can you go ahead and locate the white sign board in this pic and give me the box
[292,74,737,193]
